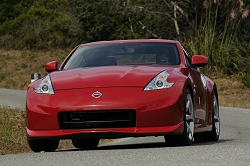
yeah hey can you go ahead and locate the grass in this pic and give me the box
[215,76,250,108]
[0,49,69,90]
[0,107,29,155]
[0,49,250,155]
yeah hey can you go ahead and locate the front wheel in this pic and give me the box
[207,94,220,141]
[194,93,220,142]
[181,89,195,145]
[28,139,59,152]
[164,89,194,146]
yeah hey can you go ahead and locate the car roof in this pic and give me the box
[78,39,179,47]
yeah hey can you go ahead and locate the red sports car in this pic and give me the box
[26,39,220,152]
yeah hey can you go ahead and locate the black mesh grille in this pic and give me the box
[58,110,136,129]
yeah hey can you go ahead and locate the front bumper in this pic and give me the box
[26,85,185,139]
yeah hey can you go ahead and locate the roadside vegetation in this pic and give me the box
[0,0,250,155]
[0,107,29,155]
[0,49,68,90]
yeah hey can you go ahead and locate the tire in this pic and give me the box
[208,94,220,141]
[194,93,220,142]
[164,89,194,146]
[72,139,99,149]
[164,135,179,147]
[28,139,59,152]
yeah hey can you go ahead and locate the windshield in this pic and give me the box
[62,42,180,70]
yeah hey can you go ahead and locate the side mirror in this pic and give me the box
[191,55,208,67]
[31,73,41,82]
[45,61,58,72]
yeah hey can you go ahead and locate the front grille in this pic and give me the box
[58,110,136,129]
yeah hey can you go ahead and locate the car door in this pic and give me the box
[182,47,208,127]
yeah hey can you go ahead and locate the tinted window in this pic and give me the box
[182,46,192,66]
[63,42,180,70]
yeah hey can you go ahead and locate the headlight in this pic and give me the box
[34,75,55,94]
[144,71,174,91]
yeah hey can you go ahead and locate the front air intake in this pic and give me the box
[58,110,136,129]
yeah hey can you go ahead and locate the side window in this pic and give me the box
[181,46,191,66]
[182,46,198,70]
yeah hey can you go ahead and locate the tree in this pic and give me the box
[109,0,192,40]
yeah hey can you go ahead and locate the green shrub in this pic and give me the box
[242,73,250,88]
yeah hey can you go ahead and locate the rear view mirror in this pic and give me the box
[191,55,208,67]
[45,61,58,72]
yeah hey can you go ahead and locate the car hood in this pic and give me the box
[50,66,178,90]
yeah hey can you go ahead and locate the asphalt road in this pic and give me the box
[0,89,250,165]
[0,88,26,109]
